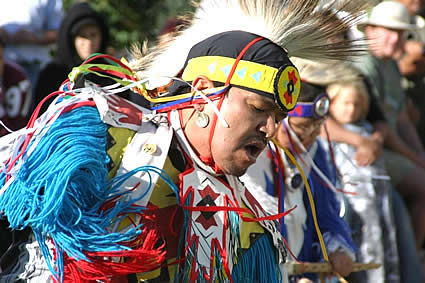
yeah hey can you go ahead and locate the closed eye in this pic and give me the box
[252,105,265,113]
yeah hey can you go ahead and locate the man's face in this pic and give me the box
[398,0,425,15]
[365,25,405,59]
[206,87,286,176]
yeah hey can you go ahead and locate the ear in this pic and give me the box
[191,76,215,112]
[364,25,374,35]
[191,75,214,92]
[193,103,204,112]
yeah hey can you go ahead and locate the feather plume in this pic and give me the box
[290,57,362,86]
[130,0,372,87]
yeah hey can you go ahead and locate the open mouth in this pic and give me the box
[244,140,266,161]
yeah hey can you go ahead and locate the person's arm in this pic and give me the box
[354,121,388,166]
[322,118,383,166]
[322,117,376,146]
[398,40,425,77]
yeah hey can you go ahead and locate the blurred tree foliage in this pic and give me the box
[63,0,194,50]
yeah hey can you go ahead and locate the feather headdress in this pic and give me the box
[290,57,362,86]
[130,0,372,85]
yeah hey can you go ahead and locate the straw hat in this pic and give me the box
[357,1,415,31]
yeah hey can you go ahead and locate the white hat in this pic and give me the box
[357,1,415,32]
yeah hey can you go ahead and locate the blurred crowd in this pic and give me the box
[0,0,109,134]
[1,0,425,282]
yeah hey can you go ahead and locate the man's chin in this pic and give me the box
[221,165,249,177]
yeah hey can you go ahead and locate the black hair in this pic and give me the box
[298,81,326,103]
[168,81,224,97]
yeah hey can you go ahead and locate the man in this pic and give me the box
[0,0,369,282]
[353,0,425,252]
[241,69,357,282]
[396,0,425,146]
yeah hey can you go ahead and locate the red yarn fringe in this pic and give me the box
[56,221,166,282]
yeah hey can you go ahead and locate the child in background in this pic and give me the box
[324,79,399,282]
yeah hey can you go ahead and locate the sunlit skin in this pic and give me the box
[74,24,102,60]
[364,25,405,59]
[329,87,366,125]
[182,76,286,176]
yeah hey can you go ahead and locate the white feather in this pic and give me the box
[131,0,371,87]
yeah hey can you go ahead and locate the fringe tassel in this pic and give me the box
[0,107,112,276]
[0,106,170,282]
[61,221,166,283]
[231,234,281,283]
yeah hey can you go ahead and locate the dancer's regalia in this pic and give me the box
[0,0,370,282]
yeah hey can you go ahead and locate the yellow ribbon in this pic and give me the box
[272,139,329,262]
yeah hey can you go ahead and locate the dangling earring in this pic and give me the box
[196,111,210,128]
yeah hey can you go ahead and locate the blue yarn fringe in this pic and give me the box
[0,106,179,281]
[232,234,282,283]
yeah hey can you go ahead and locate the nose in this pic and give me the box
[260,115,277,139]
[310,126,321,139]
[390,30,403,43]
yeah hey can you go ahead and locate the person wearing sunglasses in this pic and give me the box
[242,76,355,283]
